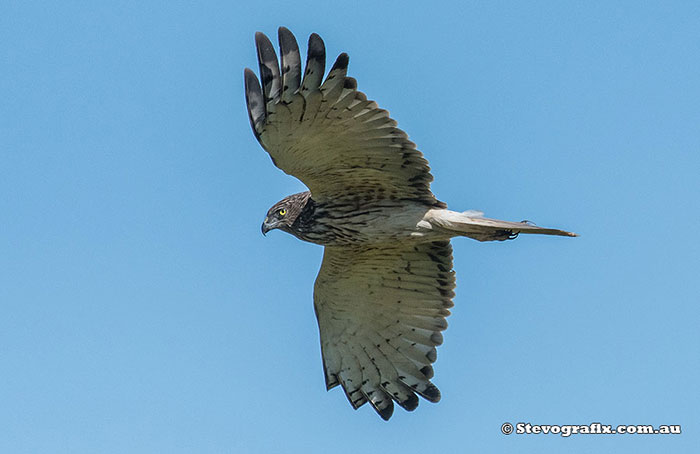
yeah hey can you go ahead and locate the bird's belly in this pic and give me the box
[294,202,446,246]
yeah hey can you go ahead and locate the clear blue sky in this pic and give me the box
[1,1,698,453]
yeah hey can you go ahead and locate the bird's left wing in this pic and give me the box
[313,240,455,420]
[244,28,444,207]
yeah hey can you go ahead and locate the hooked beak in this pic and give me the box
[261,217,271,236]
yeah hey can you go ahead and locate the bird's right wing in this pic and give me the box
[313,240,455,420]
[244,28,444,207]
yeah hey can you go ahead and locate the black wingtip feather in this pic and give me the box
[399,393,420,412]
[243,68,265,138]
[343,77,357,90]
[420,365,435,379]
[254,32,281,103]
[277,27,301,97]
[300,32,326,92]
[307,33,325,62]
[422,383,441,403]
[308,33,325,51]
[278,27,300,58]
[377,401,394,421]
[330,52,349,72]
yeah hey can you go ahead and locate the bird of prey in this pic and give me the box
[244,28,576,420]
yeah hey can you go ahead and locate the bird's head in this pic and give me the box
[261,191,311,236]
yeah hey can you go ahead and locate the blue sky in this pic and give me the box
[1,1,699,453]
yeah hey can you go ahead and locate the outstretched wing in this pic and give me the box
[313,240,455,420]
[245,28,444,207]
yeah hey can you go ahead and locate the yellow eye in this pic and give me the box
[278,209,287,216]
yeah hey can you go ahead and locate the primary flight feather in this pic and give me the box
[245,27,576,420]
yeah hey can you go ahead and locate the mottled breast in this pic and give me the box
[290,197,443,246]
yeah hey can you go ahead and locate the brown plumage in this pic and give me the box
[246,28,576,420]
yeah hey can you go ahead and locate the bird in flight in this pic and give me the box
[244,28,576,420]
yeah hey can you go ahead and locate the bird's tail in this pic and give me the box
[427,209,578,242]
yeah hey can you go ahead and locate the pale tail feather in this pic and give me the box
[429,210,577,242]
